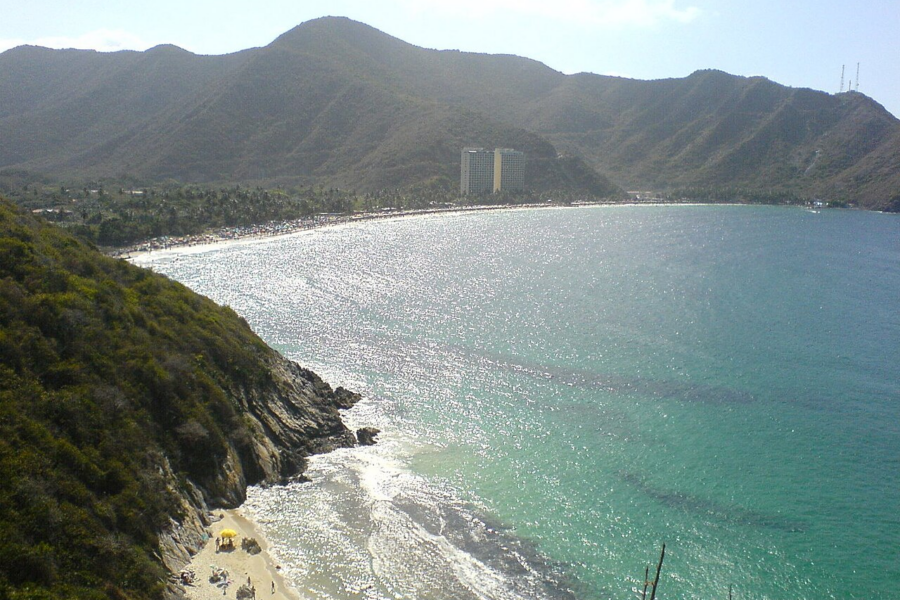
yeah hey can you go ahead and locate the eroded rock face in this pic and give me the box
[214,355,362,500]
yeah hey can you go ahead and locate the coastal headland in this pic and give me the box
[0,197,373,599]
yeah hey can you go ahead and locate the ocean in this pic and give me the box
[134,205,900,599]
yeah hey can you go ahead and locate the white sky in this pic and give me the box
[1,0,898,118]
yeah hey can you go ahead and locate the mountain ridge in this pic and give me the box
[1,16,898,208]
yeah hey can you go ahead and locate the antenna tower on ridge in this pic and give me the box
[855,63,860,92]
[839,65,845,93]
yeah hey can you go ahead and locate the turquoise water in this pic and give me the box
[137,205,900,599]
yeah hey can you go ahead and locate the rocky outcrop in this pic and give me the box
[356,426,380,446]
[164,352,364,508]
[226,356,360,493]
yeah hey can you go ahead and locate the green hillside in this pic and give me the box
[0,197,357,599]
[0,21,618,199]
[1,17,898,208]
[526,71,900,205]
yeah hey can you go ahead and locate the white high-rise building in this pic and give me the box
[460,148,495,194]
[493,148,525,193]
[460,147,525,194]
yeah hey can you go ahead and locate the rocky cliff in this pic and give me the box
[197,355,361,506]
[0,197,367,599]
[158,355,363,599]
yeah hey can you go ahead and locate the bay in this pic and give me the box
[136,205,900,599]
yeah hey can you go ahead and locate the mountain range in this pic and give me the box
[1,16,898,209]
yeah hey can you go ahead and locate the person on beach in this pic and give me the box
[271,581,275,594]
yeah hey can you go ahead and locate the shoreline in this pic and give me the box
[110,201,619,260]
[110,200,821,261]
[181,508,301,600]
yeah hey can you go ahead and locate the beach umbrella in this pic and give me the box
[220,529,238,538]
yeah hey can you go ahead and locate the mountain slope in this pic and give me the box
[522,70,900,205]
[260,19,900,207]
[0,197,362,599]
[1,17,898,207]
[0,44,247,173]
[0,22,618,197]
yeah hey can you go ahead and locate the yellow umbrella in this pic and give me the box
[220,529,238,538]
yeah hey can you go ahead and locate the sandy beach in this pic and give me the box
[115,202,609,261]
[182,509,300,600]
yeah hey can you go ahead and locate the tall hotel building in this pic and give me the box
[460,148,525,194]
[493,148,525,193]
[460,148,494,195]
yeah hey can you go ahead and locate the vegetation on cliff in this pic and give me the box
[0,197,355,599]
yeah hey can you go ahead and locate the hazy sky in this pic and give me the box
[1,0,898,118]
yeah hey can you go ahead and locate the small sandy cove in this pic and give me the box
[182,509,300,600]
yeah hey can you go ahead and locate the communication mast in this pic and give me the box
[839,65,845,93]
[855,63,860,92]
